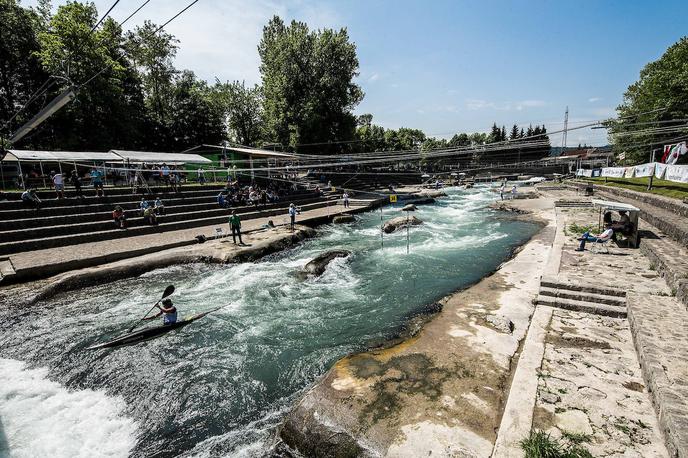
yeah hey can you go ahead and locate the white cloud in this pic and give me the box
[368,73,380,82]
[466,99,545,111]
[465,99,494,110]
[591,107,616,118]
[588,97,602,103]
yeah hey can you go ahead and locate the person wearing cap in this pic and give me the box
[144,298,178,325]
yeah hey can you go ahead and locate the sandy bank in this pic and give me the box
[279,197,556,457]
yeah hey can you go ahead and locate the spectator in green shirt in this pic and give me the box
[229,211,243,245]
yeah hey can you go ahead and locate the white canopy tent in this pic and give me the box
[109,150,211,164]
[591,199,640,248]
[2,149,122,189]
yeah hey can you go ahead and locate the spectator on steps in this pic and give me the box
[52,171,65,199]
[21,188,41,209]
[139,197,150,216]
[113,206,127,229]
[217,192,228,208]
[197,168,206,184]
[161,163,171,187]
[71,170,84,199]
[91,167,105,197]
[144,206,158,225]
[154,197,165,215]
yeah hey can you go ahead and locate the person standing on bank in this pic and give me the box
[499,183,505,200]
[229,210,243,245]
[288,203,298,231]
[342,191,350,208]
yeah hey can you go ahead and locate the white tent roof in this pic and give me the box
[5,150,120,162]
[109,150,211,164]
[591,199,640,212]
[183,144,297,159]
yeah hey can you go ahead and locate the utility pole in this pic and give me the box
[561,106,569,155]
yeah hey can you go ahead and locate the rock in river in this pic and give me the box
[333,214,355,224]
[299,250,352,277]
[382,215,423,234]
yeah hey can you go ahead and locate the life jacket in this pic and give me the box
[163,307,177,325]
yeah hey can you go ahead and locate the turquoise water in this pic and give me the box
[0,186,539,457]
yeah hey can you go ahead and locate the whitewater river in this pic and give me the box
[0,186,539,457]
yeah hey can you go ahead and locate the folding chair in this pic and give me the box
[590,237,610,254]
[215,227,226,239]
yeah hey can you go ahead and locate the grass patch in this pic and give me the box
[567,223,595,235]
[520,430,593,458]
[581,177,688,200]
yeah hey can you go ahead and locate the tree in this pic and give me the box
[126,21,179,127]
[509,124,520,140]
[611,36,688,164]
[212,80,264,146]
[167,70,225,151]
[258,16,363,152]
[0,0,49,137]
[32,3,147,149]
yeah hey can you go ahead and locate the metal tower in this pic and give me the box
[561,106,569,152]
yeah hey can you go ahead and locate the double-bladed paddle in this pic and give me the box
[127,284,175,332]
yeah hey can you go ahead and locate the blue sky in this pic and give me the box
[26,0,688,146]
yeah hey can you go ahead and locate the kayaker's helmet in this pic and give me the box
[162,299,173,306]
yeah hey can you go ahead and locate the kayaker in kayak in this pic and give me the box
[144,298,178,325]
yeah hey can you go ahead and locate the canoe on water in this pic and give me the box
[86,309,216,350]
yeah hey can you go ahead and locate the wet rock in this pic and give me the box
[382,215,423,234]
[405,197,435,205]
[401,203,417,212]
[299,250,351,277]
[485,314,515,334]
[413,190,447,198]
[488,202,528,214]
[333,214,355,224]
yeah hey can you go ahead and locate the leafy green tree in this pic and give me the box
[448,133,470,147]
[166,70,225,151]
[258,16,363,152]
[126,21,179,127]
[32,3,147,149]
[212,80,264,146]
[0,0,48,137]
[611,36,688,164]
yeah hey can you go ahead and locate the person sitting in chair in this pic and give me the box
[612,210,632,235]
[576,223,614,252]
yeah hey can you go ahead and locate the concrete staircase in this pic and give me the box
[536,276,628,318]
[0,185,328,256]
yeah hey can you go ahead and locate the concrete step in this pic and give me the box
[0,257,15,283]
[0,194,323,230]
[0,190,319,222]
[540,276,626,297]
[0,200,333,248]
[535,295,627,318]
[0,186,230,210]
[538,286,626,307]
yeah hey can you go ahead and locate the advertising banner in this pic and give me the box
[634,162,655,178]
[665,165,688,183]
[601,167,625,178]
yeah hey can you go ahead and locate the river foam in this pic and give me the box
[0,358,138,458]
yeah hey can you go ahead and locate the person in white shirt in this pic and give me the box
[510,185,517,200]
[576,224,614,251]
[499,184,505,200]
[342,191,350,208]
[52,172,65,199]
